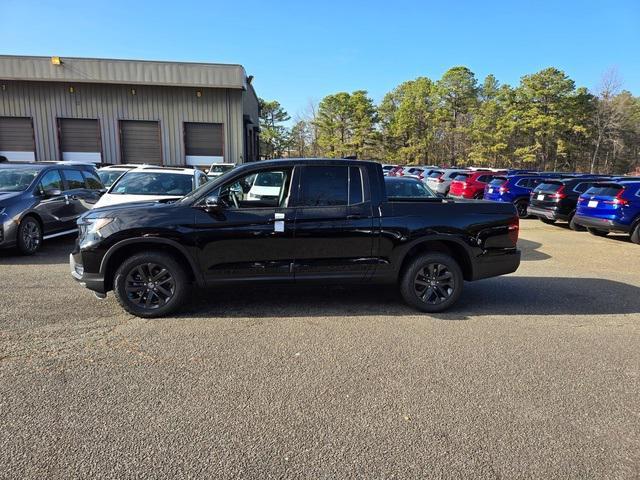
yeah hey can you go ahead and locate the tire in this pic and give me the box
[400,252,463,313]
[540,218,556,225]
[515,200,529,218]
[17,216,42,255]
[569,214,586,231]
[587,228,609,237]
[630,224,640,245]
[113,251,190,318]
[474,192,484,200]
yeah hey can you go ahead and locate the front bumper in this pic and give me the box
[70,252,107,294]
[472,248,521,281]
[572,215,630,233]
[0,216,17,249]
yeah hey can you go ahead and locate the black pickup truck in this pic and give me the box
[70,159,520,317]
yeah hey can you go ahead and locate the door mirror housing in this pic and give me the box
[203,195,222,212]
[44,188,63,198]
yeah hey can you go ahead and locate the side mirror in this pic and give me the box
[44,188,63,198]
[203,195,222,212]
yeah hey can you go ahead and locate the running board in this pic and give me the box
[43,229,77,240]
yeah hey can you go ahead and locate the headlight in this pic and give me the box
[86,217,114,236]
[78,217,115,248]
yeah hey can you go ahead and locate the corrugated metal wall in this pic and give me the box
[0,80,247,165]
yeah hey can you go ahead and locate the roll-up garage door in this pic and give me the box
[184,122,223,167]
[0,117,36,161]
[58,118,102,163]
[119,120,162,165]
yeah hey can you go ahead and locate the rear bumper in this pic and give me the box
[573,215,630,233]
[472,249,521,281]
[70,252,107,294]
[527,206,570,221]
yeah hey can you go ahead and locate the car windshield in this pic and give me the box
[489,177,507,186]
[0,168,39,192]
[585,185,623,196]
[536,182,562,192]
[386,179,436,198]
[98,170,127,188]
[428,171,443,178]
[110,172,194,196]
[209,165,234,174]
[453,174,469,181]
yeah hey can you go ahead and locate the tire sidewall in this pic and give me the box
[400,252,464,313]
[114,252,188,318]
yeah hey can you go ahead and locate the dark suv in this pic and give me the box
[528,176,610,230]
[0,162,105,254]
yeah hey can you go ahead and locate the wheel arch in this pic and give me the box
[100,238,201,291]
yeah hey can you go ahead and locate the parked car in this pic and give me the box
[483,174,544,217]
[574,181,640,242]
[0,162,104,254]
[94,166,209,208]
[97,165,141,188]
[381,164,396,175]
[384,176,437,198]
[527,177,610,229]
[426,169,470,196]
[207,163,236,178]
[70,159,521,317]
[386,166,405,177]
[449,171,505,199]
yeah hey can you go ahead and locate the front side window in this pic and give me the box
[0,168,39,192]
[111,172,194,196]
[218,169,291,208]
[297,166,349,207]
[38,170,63,193]
[63,169,86,190]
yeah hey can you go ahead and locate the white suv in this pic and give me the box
[426,168,471,195]
[94,166,209,208]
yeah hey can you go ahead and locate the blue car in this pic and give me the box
[483,175,543,217]
[574,181,640,243]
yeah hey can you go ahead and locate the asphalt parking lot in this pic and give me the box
[1,220,639,479]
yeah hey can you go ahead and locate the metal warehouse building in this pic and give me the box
[0,55,259,166]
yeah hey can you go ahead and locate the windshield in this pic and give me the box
[110,172,194,196]
[98,170,127,188]
[584,185,623,196]
[428,171,443,178]
[453,174,469,181]
[385,179,436,198]
[209,165,234,174]
[536,182,562,192]
[489,177,507,187]
[0,168,39,192]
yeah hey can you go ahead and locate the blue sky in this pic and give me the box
[2,0,639,119]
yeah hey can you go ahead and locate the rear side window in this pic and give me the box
[63,169,86,189]
[585,185,623,196]
[297,166,349,207]
[39,170,63,193]
[82,170,103,190]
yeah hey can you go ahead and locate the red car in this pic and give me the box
[449,171,505,199]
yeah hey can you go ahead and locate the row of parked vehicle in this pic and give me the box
[0,161,237,254]
[382,164,640,244]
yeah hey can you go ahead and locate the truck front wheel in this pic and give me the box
[400,252,463,313]
[113,251,189,318]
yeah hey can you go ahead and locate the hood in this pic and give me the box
[0,191,23,207]
[93,193,182,209]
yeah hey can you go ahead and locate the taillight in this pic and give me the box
[551,186,566,200]
[508,216,519,244]
[603,190,628,206]
[436,178,444,183]
[499,185,509,193]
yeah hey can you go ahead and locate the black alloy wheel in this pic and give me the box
[413,263,455,305]
[125,263,176,309]
[17,217,42,255]
[516,201,528,218]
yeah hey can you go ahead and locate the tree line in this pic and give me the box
[259,66,640,174]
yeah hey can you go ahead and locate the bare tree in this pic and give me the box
[590,68,624,173]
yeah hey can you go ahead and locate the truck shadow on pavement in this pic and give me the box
[183,275,640,319]
[517,239,551,261]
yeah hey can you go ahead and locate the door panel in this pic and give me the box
[33,169,75,233]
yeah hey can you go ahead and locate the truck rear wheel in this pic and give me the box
[113,251,189,318]
[400,252,463,313]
